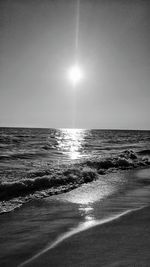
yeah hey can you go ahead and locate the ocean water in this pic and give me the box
[0,127,150,213]
[0,127,150,266]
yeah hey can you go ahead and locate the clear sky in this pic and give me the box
[0,0,150,130]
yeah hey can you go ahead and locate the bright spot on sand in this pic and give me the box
[68,64,83,86]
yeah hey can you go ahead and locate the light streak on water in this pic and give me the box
[57,128,86,160]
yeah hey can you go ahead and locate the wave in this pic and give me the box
[138,149,150,156]
[0,168,97,201]
[0,150,150,202]
[83,150,149,170]
[0,151,48,160]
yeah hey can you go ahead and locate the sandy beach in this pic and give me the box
[21,204,150,267]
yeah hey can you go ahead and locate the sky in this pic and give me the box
[0,0,150,130]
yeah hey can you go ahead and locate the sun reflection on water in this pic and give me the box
[57,128,86,160]
[79,204,95,223]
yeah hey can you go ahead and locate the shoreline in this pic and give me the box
[20,204,150,267]
[3,164,148,215]
[1,167,150,267]
[1,154,150,214]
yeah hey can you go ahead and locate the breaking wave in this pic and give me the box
[0,150,150,203]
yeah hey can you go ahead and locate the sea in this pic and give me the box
[0,127,150,266]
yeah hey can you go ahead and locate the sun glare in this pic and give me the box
[68,64,83,86]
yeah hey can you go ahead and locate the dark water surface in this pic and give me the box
[0,128,150,266]
[1,128,150,167]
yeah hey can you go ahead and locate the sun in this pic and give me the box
[68,64,83,86]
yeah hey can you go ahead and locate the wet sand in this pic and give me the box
[21,205,150,267]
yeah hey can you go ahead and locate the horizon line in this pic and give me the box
[0,125,149,131]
